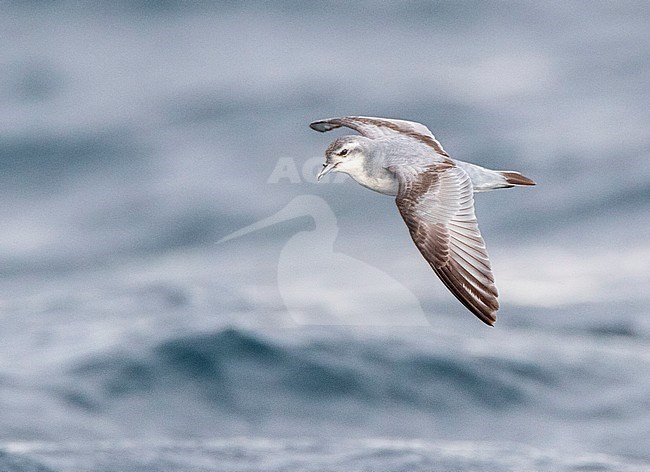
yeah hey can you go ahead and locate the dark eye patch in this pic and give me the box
[339,148,348,156]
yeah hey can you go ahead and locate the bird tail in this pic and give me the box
[455,161,536,192]
[499,170,535,185]
[498,171,536,187]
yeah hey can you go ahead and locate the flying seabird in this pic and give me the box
[311,116,535,326]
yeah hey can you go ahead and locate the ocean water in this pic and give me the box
[1,1,649,471]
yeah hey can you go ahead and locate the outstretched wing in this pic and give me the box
[310,116,449,157]
[394,162,499,325]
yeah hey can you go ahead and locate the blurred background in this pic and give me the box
[1,1,649,470]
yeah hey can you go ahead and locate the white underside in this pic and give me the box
[338,159,508,196]
[347,170,399,196]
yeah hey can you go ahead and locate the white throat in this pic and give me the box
[339,158,399,196]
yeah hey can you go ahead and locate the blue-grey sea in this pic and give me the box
[1,2,649,471]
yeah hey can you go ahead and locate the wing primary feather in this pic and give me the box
[395,164,499,325]
[434,265,497,325]
[310,116,449,156]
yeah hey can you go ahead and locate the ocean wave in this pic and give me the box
[2,438,649,472]
[66,327,556,413]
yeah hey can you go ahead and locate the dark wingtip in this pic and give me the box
[475,308,497,326]
[310,120,333,132]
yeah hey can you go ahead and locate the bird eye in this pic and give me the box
[339,148,348,156]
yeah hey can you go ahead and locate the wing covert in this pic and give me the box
[310,116,449,157]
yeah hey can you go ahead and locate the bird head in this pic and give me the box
[317,136,368,180]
